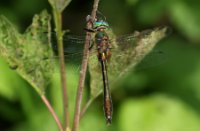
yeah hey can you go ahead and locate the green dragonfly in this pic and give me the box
[50,17,169,125]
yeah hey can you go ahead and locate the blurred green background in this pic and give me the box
[1,0,200,131]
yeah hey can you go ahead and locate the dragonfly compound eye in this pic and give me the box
[93,21,109,30]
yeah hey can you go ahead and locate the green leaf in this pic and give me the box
[118,94,200,131]
[0,10,54,95]
[48,0,71,12]
[169,1,200,42]
[126,0,139,6]
[135,0,167,25]
[88,26,170,97]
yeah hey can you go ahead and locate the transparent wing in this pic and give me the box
[114,29,154,49]
[89,26,169,96]
[135,50,166,70]
[50,29,156,54]
[47,50,97,74]
[50,33,86,54]
[49,29,166,72]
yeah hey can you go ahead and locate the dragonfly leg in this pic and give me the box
[84,28,95,33]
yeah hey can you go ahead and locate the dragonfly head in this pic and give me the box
[93,20,109,31]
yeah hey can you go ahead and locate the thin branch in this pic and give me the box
[53,10,70,130]
[72,0,100,131]
[80,98,94,118]
[41,95,63,131]
[80,90,102,119]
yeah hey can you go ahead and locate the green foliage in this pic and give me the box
[48,0,71,12]
[1,0,200,131]
[0,11,53,95]
[168,1,200,42]
[134,0,200,43]
[118,94,200,131]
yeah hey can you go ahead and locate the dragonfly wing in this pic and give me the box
[88,26,170,97]
[108,26,169,83]
[50,33,86,54]
[115,31,139,49]
[49,48,97,74]
[108,49,166,70]
[135,50,167,70]
[114,29,159,50]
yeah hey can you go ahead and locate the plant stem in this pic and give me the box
[80,90,102,119]
[53,10,70,130]
[72,0,100,131]
[41,95,63,131]
[80,98,93,118]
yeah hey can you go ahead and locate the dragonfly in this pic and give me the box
[88,18,113,124]
[53,18,114,124]
[48,15,168,125]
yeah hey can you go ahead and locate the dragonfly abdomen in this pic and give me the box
[101,60,113,125]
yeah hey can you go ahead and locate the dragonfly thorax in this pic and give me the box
[95,31,111,61]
